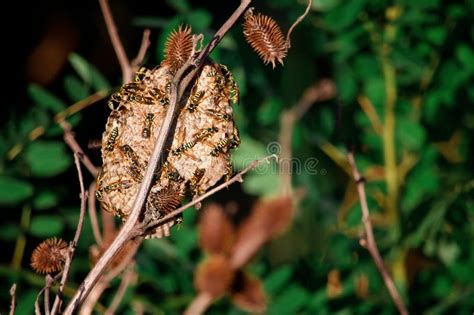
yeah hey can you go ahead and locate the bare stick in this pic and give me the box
[131,29,151,70]
[347,151,408,315]
[64,2,251,312]
[98,0,132,83]
[286,0,313,48]
[58,119,99,177]
[54,90,109,123]
[105,266,136,315]
[51,154,88,315]
[88,181,103,246]
[79,241,140,314]
[279,79,336,194]
[149,154,277,230]
[9,284,16,315]
[184,292,214,315]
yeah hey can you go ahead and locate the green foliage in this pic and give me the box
[1,0,473,314]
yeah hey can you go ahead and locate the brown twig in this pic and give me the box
[104,265,136,315]
[285,0,313,49]
[51,154,88,315]
[185,292,214,315]
[88,181,103,246]
[347,151,408,315]
[279,79,336,194]
[98,0,132,83]
[58,119,99,177]
[9,284,16,315]
[79,241,140,315]
[64,2,251,312]
[131,29,151,71]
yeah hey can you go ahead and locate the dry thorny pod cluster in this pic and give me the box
[96,26,240,238]
[194,197,294,313]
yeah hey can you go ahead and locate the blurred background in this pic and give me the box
[1,0,473,314]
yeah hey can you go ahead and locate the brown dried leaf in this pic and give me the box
[195,255,234,298]
[199,203,235,255]
[231,271,267,313]
[231,196,293,267]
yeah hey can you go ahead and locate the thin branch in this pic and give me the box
[104,265,136,315]
[99,0,132,83]
[79,241,140,315]
[88,181,103,246]
[58,119,99,177]
[51,154,88,315]
[184,292,214,315]
[285,0,312,49]
[131,29,151,70]
[9,283,16,315]
[279,79,336,194]
[54,90,109,123]
[347,151,408,315]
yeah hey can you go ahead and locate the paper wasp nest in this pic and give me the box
[96,62,240,238]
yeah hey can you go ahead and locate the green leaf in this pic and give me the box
[0,225,21,241]
[33,190,59,210]
[456,44,474,74]
[324,0,366,31]
[312,0,341,12]
[186,9,212,33]
[257,97,283,126]
[396,117,427,151]
[28,84,66,113]
[0,176,34,205]
[24,141,72,177]
[437,240,460,266]
[243,167,280,197]
[268,285,310,315]
[264,266,294,294]
[69,53,111,91]
[64,74,89,102]
[166,0,190,13]
[29,215,64,237]
[231,136,268,170]
[426,26,447,45]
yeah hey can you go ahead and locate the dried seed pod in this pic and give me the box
[243,9,287,68]
[31,238,68,274]
[161,25,194,72]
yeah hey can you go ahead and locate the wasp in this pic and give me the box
[210,138,230,157]
[120,145,140,164]
[187,90,206,113]
[128,163,144,182]
[172,140,197,156]
[108,93,122,110]
[105,127,119,151]
[149,87,169,106]
[219,64,239,104]
[206,109,232,121]
[230,126,240,149]
[123,82,144,94]
[104,179,133,193]
[134,67,148,82]
[142,113,155,138]
[95,189,104,201]
[189,168,205,194]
